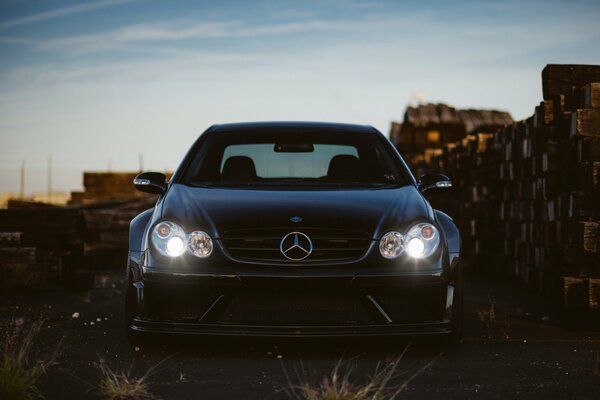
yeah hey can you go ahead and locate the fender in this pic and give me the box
[129,208,154,252]
[435,209,460,255]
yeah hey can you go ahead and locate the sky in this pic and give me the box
[1,0,599,194]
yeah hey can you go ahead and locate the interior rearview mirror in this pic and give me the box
[133,172,167,194]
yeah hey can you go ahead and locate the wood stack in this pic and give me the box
[81,197,157,268]
[395,64,600,312]
[1,171,165,289]
[428,130,504,275]
[392,103,513,171]
[70,171,172,205]
[70,172,147,204]
[0,208,84,288]
[0,232,47,288]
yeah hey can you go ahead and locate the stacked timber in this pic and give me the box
[428,132,503,275]
[498,65,600,309]
[0,232,47,288]
[1,171,164,289]
[396,64,600,312]
[392,103,513,171]
[70,171,172,205]
[81,197,157,267]
[70,172,146,204]
[0,208,84,288]
[0,198,157,288]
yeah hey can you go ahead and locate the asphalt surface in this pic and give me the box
[2,271,600,400]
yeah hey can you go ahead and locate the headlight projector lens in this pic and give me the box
[156,222,171,238]
[166,236,185,256]
[406,237,425,258]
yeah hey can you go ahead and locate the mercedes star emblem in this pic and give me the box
[280,232,313,261]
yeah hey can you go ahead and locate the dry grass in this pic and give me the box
[283,346,440,400]
[95,359,159,400]
[477,295,511,339]
[0,318,61,400]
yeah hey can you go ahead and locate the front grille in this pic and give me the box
[221,227,371,263]
[219,293,372,325]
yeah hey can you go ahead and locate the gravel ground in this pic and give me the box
[1,271,600,400]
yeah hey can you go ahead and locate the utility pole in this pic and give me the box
[47,155,52,203]
[139,153,144,172]
[19,160,25,199]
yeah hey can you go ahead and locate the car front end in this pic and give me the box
[125,122,462,341]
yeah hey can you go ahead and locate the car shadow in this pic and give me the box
[132,334,452,360]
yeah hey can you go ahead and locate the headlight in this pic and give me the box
[152,221,186,257]
[404,223,440,258]
[379,231,404,259]
[151,221,213,258]
[379,223,440,259]
[188,230,213,258]
[166,236,185,256]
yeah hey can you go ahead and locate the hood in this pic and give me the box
[160,184,430,239]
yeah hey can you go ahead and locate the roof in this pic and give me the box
[404,103,513,133]
[208,121,379,134]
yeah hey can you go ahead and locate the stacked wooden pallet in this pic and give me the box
[411,65,600,311]
[70,172,147,204]
[1,193,158,289]
[394,103,513,171]
[0,208,84,288]
[0,232,47,288]
[81,197,157,268]
[428,131,504,275]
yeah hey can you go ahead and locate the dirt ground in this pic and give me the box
[1,271,600,400]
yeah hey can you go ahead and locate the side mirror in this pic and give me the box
[418,173,452,195]
[133,172,167,194]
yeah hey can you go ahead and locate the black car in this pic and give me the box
[126,121,462,343]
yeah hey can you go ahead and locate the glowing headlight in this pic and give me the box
[406,237,425,257]
[188,230,213,258]
[152,221,187,257]
[166,236,185,256]
[379,231,404,259]
[404,223,440,258]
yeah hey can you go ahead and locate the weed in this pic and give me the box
[478,294,511,339]
[0,318,61,400]
[283,346,440,400]
[95,359,159,400]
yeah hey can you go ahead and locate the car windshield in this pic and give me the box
[180,130,406,188]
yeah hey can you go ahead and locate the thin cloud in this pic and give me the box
[0,36,34,45]
[36,14,421,54]
[269,9,315,20]
[0,0,135,30]
[36,20,242,53]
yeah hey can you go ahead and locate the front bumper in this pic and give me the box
[127,263,457,338]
